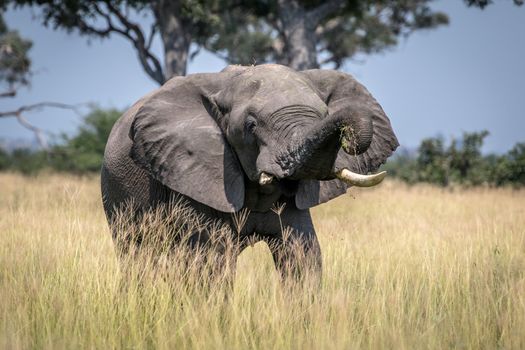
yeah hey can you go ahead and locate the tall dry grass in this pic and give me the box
[0,173,524,349]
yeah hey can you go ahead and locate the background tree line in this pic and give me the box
[383,131,525,187]
[1,108,524,188]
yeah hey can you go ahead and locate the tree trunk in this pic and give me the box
[153,0,192,79]
[276,0,319,70]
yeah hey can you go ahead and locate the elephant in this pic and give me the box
[101,64,398,281]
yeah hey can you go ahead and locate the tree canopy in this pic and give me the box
[3,0,451,84]
[6,0,519,85]
[0,10,81,148]
[0,11,31,95]
[206,0,449,70]
[465,0,523,8]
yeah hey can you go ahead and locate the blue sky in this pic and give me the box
[2,2,524,153]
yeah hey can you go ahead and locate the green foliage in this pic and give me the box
[0,12,32,88]
[465,0,523,9]
[448,130,489,185]
[0,146,10,169]
[506,143,525,185]
[3,0,520,83]
[314,1,449,69]
[416,136,449,186]
[490,143,525,186]
[0,108,120,174]
[381,148,418,184]
[6,148,49,175]
[385,131,525,187]
[50,108,121,172]
[204,13,276,65]
[4,0,450,77]
[205,0,450,69]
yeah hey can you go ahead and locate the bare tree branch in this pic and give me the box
[0,102,83,150]
[146,23,157,51]
[75,8,113,37]
[307,0,346,24]
[189,46,201,61]
[0,89,17,98]
[103,1,165,84]
[71,2,165,84]
[0,102,82,118]
[15,112,49,149]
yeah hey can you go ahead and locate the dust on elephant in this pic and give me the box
[101,64,398,280]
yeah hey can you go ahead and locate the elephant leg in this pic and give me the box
[265,230,322,285]
[257,203,322,284]
[182,224,241,291]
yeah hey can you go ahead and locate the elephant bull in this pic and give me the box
[101,64,398,281]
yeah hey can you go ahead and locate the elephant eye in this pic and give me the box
[245,116,257,134]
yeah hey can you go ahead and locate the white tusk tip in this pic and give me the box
[335,168,387,187]
[259,172,274,186]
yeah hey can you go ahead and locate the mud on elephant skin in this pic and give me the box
[101,64,399,281]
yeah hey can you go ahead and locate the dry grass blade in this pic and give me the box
[1,173,524,349]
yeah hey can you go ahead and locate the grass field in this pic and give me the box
[1,173,524,349]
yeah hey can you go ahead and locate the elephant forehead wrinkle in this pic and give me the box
[267,105,323,122]
[195,125,217,131]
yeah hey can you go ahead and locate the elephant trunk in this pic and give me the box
[265,106,386,187]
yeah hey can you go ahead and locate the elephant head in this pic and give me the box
[130,64,398,212]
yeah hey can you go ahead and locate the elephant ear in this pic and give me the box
[130,74,245,213]
[296,69,399,210]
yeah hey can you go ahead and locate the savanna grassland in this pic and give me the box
[1,173,524,349]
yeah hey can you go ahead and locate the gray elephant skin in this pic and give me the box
[101,64,399,280]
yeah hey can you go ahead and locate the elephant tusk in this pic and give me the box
[259,172,274,186]
[335,168,387,187]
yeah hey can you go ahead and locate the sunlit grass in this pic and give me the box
[1,173,524,349]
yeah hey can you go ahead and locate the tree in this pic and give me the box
[464,0,523,9]
[0,146,9,169]
[448,130,489,185]
[50,108,121,172]
[0,10,81,149]
[0,107,121,174]
[381,147,418,183]
[208,0,449,70]
[416,136,449,186]
[412,131,491,186]
[4,0,450,83]
[3,147,48,174]
[3,0,523,83]
[505,143,525,185]
[0,10,31,96]
[491,143,525,186]
[384,131,525,188]
[5,0,224,84]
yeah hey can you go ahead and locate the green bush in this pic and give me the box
[50,108,121,172]
[383,131,525,188]
[5,148,49,175]
[490,143,525,186]
[0,108,120,174]
[416,137,449,186]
